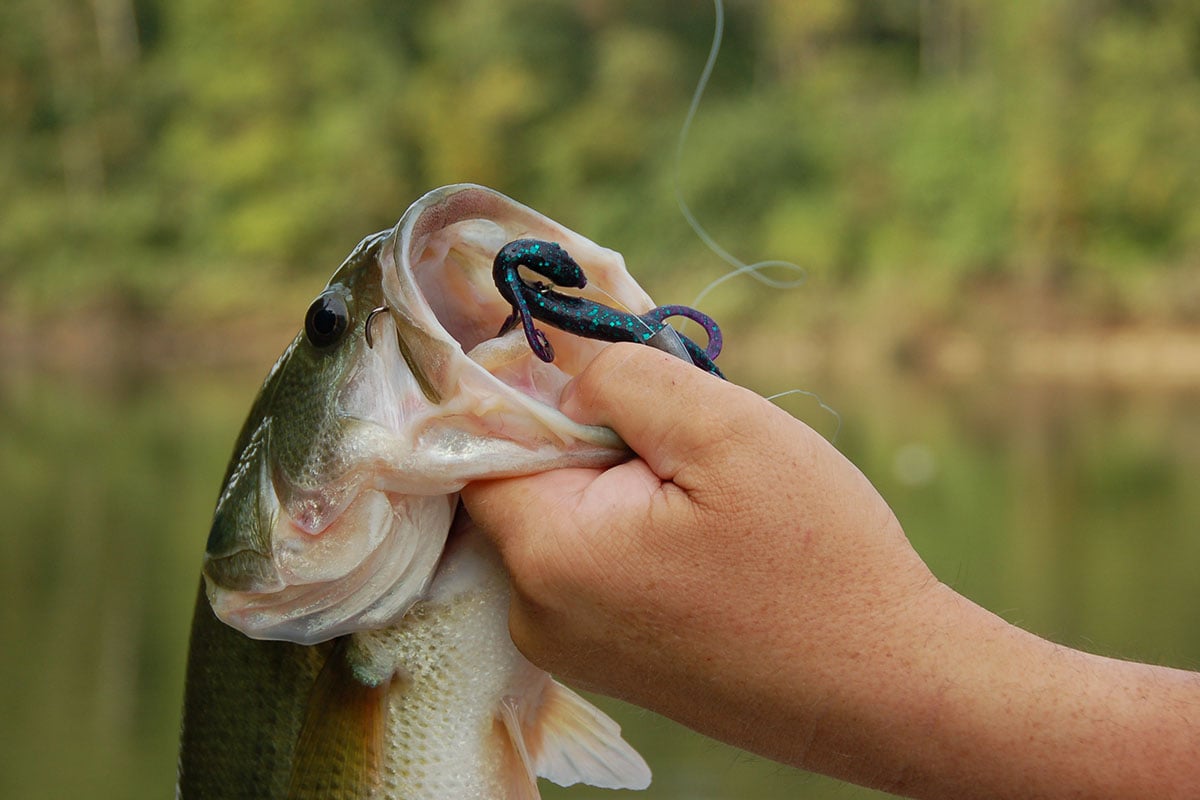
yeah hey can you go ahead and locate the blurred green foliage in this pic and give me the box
[3,0,1200,322]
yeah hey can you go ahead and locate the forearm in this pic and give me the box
[760,582,1200,799]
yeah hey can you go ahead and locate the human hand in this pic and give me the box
[462,343,938,767]
[465,344,1200,799]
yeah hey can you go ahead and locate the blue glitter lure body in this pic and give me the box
[493,238,725,378]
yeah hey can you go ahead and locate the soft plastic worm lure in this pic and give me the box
[493,238,725,378]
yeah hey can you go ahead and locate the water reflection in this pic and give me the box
[1,364,1196,799]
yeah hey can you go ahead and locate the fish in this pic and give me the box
[177,184,661,799]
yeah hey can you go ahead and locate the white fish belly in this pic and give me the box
[364,540,543,800]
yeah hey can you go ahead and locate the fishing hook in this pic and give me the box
[364,305,388,349]
[492,238,725,378]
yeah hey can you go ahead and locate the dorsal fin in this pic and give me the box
[500,679,651,793]
[285,638,391,800]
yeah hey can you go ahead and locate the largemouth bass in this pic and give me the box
[178,185,659,799]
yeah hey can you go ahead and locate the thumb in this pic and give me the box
[558,343,746,484]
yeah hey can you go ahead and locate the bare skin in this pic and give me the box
[462,344,1200,800]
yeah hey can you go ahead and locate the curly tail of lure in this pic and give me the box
[493,238,725,378]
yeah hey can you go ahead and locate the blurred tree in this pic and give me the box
[1,0,1198,322]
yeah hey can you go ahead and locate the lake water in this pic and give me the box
[2,358,1197,799]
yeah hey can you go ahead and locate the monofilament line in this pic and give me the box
[674,0,807,311]
[765,389,843,443]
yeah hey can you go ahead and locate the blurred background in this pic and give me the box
[3,0,1199,798]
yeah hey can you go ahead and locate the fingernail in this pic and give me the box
[558,378,579,416]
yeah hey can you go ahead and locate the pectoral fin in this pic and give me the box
[285,638,390,800]
[499,679,651,793]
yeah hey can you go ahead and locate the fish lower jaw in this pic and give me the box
[201,549,282,594]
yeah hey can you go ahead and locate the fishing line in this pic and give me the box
[587,283,723,373]
[765,389,843,444]
[674,0,807,314]
[674,0,842,439]
[590,284,661,341]
[524,275,665,344]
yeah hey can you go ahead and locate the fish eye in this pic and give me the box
[304,291,350,349]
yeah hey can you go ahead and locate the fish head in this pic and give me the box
[203,184,656,645]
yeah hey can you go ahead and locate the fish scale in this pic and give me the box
[366,543,525,799]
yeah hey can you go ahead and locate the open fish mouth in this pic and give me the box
[378,184,659,446]
[203,185,656,645]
